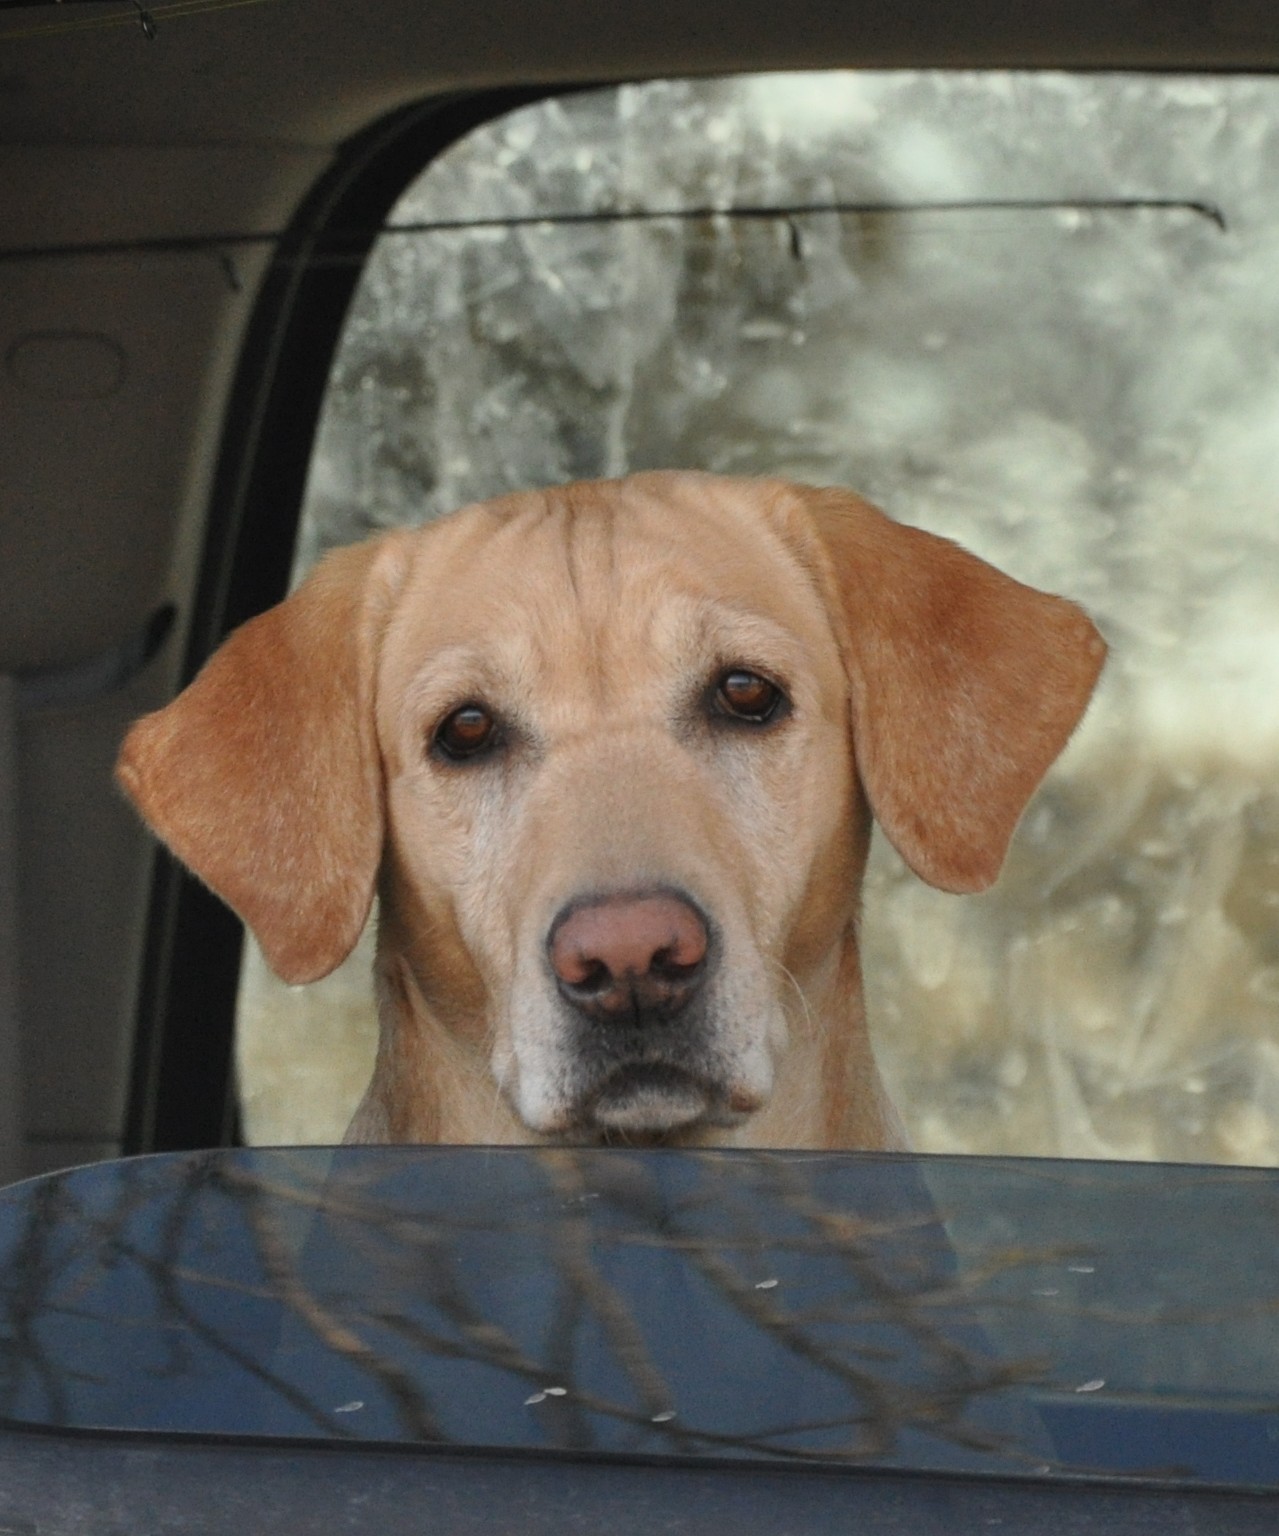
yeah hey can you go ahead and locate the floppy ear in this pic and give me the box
[116,532,412,984]
[796,486,1106,893]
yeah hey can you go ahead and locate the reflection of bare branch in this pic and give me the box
[539,1250,598,1449]
[768,1161,1049,1395]
[680,1233,900,1453]
[113,1162,355,1439]
[540,1153,680,1433]
[218,1160,442,1440]
[0,1180,75,1423]
[0,1159,348,1437]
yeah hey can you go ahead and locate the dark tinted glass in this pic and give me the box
[0,1147,1276,1489]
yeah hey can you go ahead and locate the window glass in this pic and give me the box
[5,1143,1279,1493]
[238,73,1279,1162]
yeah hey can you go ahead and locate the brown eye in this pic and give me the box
[713,669,786,724]
[434,703,500,761]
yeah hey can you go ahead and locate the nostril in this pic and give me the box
[573,958,613,996]
[651,943,701,979]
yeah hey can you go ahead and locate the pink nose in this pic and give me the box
[548,891,710,1023]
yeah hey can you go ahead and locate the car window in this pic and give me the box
[3,1143,1277,1489]
[238,72,1279,1163]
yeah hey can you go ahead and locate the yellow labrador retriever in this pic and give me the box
[117,473,1105,1149]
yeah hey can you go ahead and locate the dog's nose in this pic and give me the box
[548,891,709,1023]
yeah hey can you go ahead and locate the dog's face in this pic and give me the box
[117,472,1106,1148]
[373,476,860,1140]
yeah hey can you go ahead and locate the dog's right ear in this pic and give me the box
[116,532,413,985]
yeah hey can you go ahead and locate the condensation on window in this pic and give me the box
[236,73,1279,1162]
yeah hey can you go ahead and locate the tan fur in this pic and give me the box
[116,473,1106,1150]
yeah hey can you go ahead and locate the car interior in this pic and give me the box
[5,0,1279,1527]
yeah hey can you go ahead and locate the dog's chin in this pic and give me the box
[512,1056,768,1145]
[562,1063,753,1145]
[590,1063,710,1133]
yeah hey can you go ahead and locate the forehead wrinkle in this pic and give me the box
[561,492,626,639]
[503,498,633,703]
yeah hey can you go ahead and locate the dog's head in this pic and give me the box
[117,474,1105,1145]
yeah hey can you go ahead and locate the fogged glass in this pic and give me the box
[237,74,1279,1162]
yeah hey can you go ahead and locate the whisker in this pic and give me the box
[766,956,824,1043]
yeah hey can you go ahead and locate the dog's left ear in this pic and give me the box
[791,486,1106,893]
[116,532,412,984]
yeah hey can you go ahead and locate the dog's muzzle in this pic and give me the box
[546,889,744,1137]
